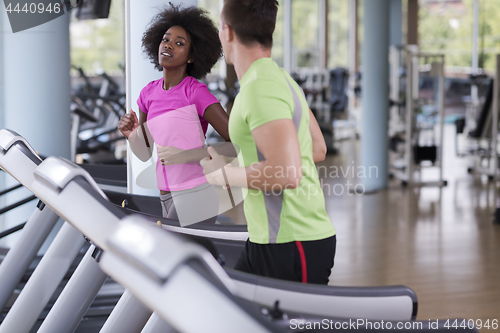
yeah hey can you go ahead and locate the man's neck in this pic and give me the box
[233,44,272,81]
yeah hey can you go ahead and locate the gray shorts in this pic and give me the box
[159,183,219,226]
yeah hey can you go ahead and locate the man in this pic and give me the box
[201,0,336,284]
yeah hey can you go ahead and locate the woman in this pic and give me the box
[118,3,229,226]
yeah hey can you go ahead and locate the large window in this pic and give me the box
[419,0,500,71]
[70,0,125,75]
[292,0,320,68]
[328,0,349,69]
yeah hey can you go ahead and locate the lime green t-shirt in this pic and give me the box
[229,58,336,244]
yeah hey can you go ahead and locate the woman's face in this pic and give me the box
[158,25,192,69]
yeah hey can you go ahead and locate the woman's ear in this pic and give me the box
[187,50,194,63]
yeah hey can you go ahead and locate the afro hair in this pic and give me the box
[142,3,222,79]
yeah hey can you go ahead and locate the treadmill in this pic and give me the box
[25,154,478,333]
[0,129,429,332]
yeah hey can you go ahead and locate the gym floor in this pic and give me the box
[324,124,500,330]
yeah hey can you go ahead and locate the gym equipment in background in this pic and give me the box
[389,45,447,187]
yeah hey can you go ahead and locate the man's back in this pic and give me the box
[229,57,336,245]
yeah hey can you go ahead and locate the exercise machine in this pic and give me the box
[0,127,478,332]
[459,55,500,179]
[0,130,120,333]
[390,45,447,187]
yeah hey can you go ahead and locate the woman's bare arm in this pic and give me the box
[122,110,154,162]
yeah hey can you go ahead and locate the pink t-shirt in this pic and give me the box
[137,76,219,191]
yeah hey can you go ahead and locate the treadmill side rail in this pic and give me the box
[0,129,40,160]
[33,156,107,198]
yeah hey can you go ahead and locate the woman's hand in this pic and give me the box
[118,110,139,139]
[158,145,190,165]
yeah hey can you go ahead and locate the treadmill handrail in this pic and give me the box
[0,129,41,162]
[226,268,417,300]
[99,219,276,333]
[105,216,236,293]
[161,224,248,241]
[31,160,420,318]
[34,156,107,199]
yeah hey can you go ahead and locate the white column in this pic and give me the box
[348,0,358,113]
[491,55,500,179]
[1,13,71,158]
[390,0,402,46]
[0,7,71,245]
[283,0,292,73]
[318,0,327,70]
[471,0,479,104]
[360,0,390,192]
